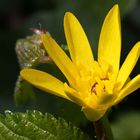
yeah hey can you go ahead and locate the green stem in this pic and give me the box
[93,114,113,140]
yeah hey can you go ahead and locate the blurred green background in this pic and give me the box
[0,0,140,139]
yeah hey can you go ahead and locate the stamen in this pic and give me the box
[91,82,97,95]
[101,77,109,80]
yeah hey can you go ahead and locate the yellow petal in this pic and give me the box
[82,106,107,121]
[115,74,140,104]
[98,4,121,74]
[116,42,140,90]
[20,68,70,100]
[41,34,80,88]
[64,83,86,106]
[64,12,94,72]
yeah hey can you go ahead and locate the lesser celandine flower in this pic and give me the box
[20,5,140,121]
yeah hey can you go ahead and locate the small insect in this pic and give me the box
[30,23,46,35]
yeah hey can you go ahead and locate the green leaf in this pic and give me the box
[0,110,91,140]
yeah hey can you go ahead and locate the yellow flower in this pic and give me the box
[20,5,140,121]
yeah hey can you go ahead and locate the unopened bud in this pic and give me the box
[15,34,46,68]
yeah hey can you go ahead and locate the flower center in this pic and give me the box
[89,72,118,105]
[91,77,109,95]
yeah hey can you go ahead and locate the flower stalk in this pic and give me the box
[93,114,113,140]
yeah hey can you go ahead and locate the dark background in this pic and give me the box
[0,1,140,139]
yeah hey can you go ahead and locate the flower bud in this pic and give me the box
[15,34,46,69]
